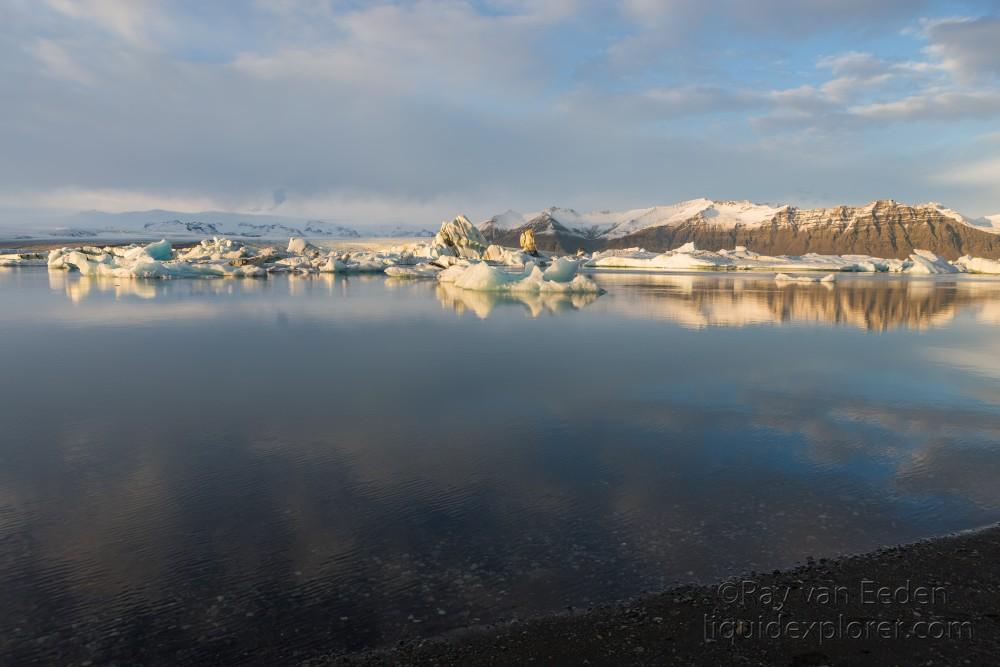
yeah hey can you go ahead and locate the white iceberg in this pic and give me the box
[0,253,48,267]
[542,257,581,282]
[585,242,988,276]
[384,264,442,279]
[954,255,1000,274]
[432,215,487,259]
[904,250,960,274]
[37,232,1000,286]
[483,244,532,266]
[441,261,602,294]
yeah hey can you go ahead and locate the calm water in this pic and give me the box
[2,267,1000,663]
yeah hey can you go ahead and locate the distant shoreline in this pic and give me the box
[337,524,1000,666]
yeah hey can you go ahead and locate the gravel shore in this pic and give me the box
[335,525,1000,666]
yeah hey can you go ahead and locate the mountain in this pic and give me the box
[964,213,1000,234]
[4,209,433,240]
[480,199,1000,259]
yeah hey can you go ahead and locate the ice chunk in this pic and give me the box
[441,261,602,294]
[542,257,581,282]
[0,253,47,267]
[384,264,442,278]
[432,215,487,258]
[905,250,960,274]
[143,239,173,261]
[954,255,1000,274]
[287,237,321,256]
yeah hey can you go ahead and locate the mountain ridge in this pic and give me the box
[479,199,1000,259]
[1,209,435,240]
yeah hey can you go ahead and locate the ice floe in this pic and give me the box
[954,255,1000,274]
[0,252,48,267]
[585,244,991,275]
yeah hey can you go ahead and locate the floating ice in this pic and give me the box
[31,217,1000,285]
[904,250,960,274]
[440,261,602,293]
[1,252,48,267]
[384,264,442,278]
[432,215,488,259]
[954,255,1000,274]
[542,257,581,282]
[483,244,532,266]
[585,242,989,275]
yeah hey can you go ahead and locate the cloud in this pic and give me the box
[851,90,1000,121]
[922,16,1000,81]
[620,0,927,32]
[30,38,94,84]
[43,0,166,44]
[934,155,1000,187]
[0,187,224,213]
[0,1,999,225]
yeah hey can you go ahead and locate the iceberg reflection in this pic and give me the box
[434,282,601,319]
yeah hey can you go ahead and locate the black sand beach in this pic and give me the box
[336,525,1000,666]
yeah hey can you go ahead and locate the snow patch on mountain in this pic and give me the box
[602,199,787,238]
[962,213,1000,234]
[478,199,790,240]
[480,199,1000,241]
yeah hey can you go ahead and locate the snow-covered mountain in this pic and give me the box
[1,209,434,240]
[480,200,788,241]
[962,213,1000,234]
[480,199,1000,259]
[922,202,1000,234]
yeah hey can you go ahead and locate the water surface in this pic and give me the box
[2,268,1000,662]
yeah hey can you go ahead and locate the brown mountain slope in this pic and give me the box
[484,201,1000,259]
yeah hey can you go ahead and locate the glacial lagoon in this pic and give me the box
[2,267,1000,662]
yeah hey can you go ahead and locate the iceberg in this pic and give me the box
[384,264,442,279]
[904,250,960,274]
[584,242,996,276]
[34,226,1000,286]
[483,244,532,266]
[954,255,1000,274]
[441,261,602,294]
[0,253,48,267]
[542,257,581,282]
[432,215,488,259]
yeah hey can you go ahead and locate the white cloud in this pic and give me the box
[852,90,1000,121]
[43,0,165,44]
[922,16,1000,81]
[934,156,1000,187]
[0,187,224,214]
[1,1,999,224]
[30,38,93,84]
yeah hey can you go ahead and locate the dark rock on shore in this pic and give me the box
[335,525,1000,666]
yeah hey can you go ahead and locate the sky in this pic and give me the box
[2,0,1000,228]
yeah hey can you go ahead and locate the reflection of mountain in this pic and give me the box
[596,273,1000,332]
[434,283,600,319]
